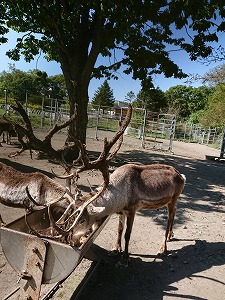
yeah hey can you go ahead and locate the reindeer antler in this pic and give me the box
[66,104,132,181]
[52,105,132,233]
[4,100,77,171]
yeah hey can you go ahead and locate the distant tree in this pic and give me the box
[188,110,205,125]
[48,74,67,100]
[202,64,225,86]
[0,66,67,106]
[133,87,167,112]
[124,91,136,103]
[0,64,35,101]
[92,80,115,110]
[165,85,213,120]
[199,83,225,129]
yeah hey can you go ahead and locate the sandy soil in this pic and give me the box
[0,128,225,300]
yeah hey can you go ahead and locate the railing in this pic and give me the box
[0,100,222,151]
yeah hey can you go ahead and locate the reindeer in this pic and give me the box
[0,119,17,146]
[59,163,185,267]
[0,161,75,224]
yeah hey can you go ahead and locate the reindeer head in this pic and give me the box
[70,203,106,246]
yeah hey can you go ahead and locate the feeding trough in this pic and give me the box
[0,208,109,299]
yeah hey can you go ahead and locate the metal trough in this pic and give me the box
[0,208,109,299]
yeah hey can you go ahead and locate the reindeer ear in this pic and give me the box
[88,205,105,215]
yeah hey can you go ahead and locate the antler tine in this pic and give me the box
[63,182,108,233]
[53,105,132,180]
[4,100,80,173]
[44,104,77,142]
[10,100,34,134]
[99,104,132,160]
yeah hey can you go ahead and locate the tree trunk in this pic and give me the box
[68,84,88,144]
[63,74,89,162]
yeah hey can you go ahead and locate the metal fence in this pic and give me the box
[0,99,222,151]
[175,122,219,145]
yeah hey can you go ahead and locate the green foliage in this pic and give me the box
[92,80,115,108]
[0,1,224,142]
[165,85,213,120]
[0,66,67,105]
[188,110,205,124]
[49,74,67,99]
[133,87,167,112]
[199,83,225,128]
[124,91,136,103]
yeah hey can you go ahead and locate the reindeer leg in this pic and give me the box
[116,212,135,268]
[0,214,6,227]
[159,200,177,254]
[109,213,125,256]
[2,132,6,143]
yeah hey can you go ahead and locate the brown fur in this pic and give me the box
[0,162,74,223]
[72,164,186,267]
[0,119,16,146]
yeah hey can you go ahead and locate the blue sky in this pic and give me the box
[0,29,224,102]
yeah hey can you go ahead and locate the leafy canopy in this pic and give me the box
[199,83,225,128]
[165,85,213,119]
[0,64,67,103]
[133,87,167,112]
[0,1,224,88]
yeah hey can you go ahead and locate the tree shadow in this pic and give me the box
[74,240,225,300]
[0,157,54,177]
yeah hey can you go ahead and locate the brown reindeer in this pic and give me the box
[0,119,17,146]
[0,102,81,225]
[64,163,186,267]
[0,161,75,221]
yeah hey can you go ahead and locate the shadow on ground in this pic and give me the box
[73,240,225,300]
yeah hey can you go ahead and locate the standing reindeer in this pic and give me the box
[0,119,17,146]
[59,163,186,267]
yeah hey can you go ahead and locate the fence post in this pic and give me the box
[168,115,176,152]
[41,96,45,128]
[220,127,225,159]
[141,108,147,148]
[95,105,100,140]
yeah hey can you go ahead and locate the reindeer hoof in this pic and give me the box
[158,246,167,256]
[167,231,174,242]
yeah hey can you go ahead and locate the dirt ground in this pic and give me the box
[0,128,225,300]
